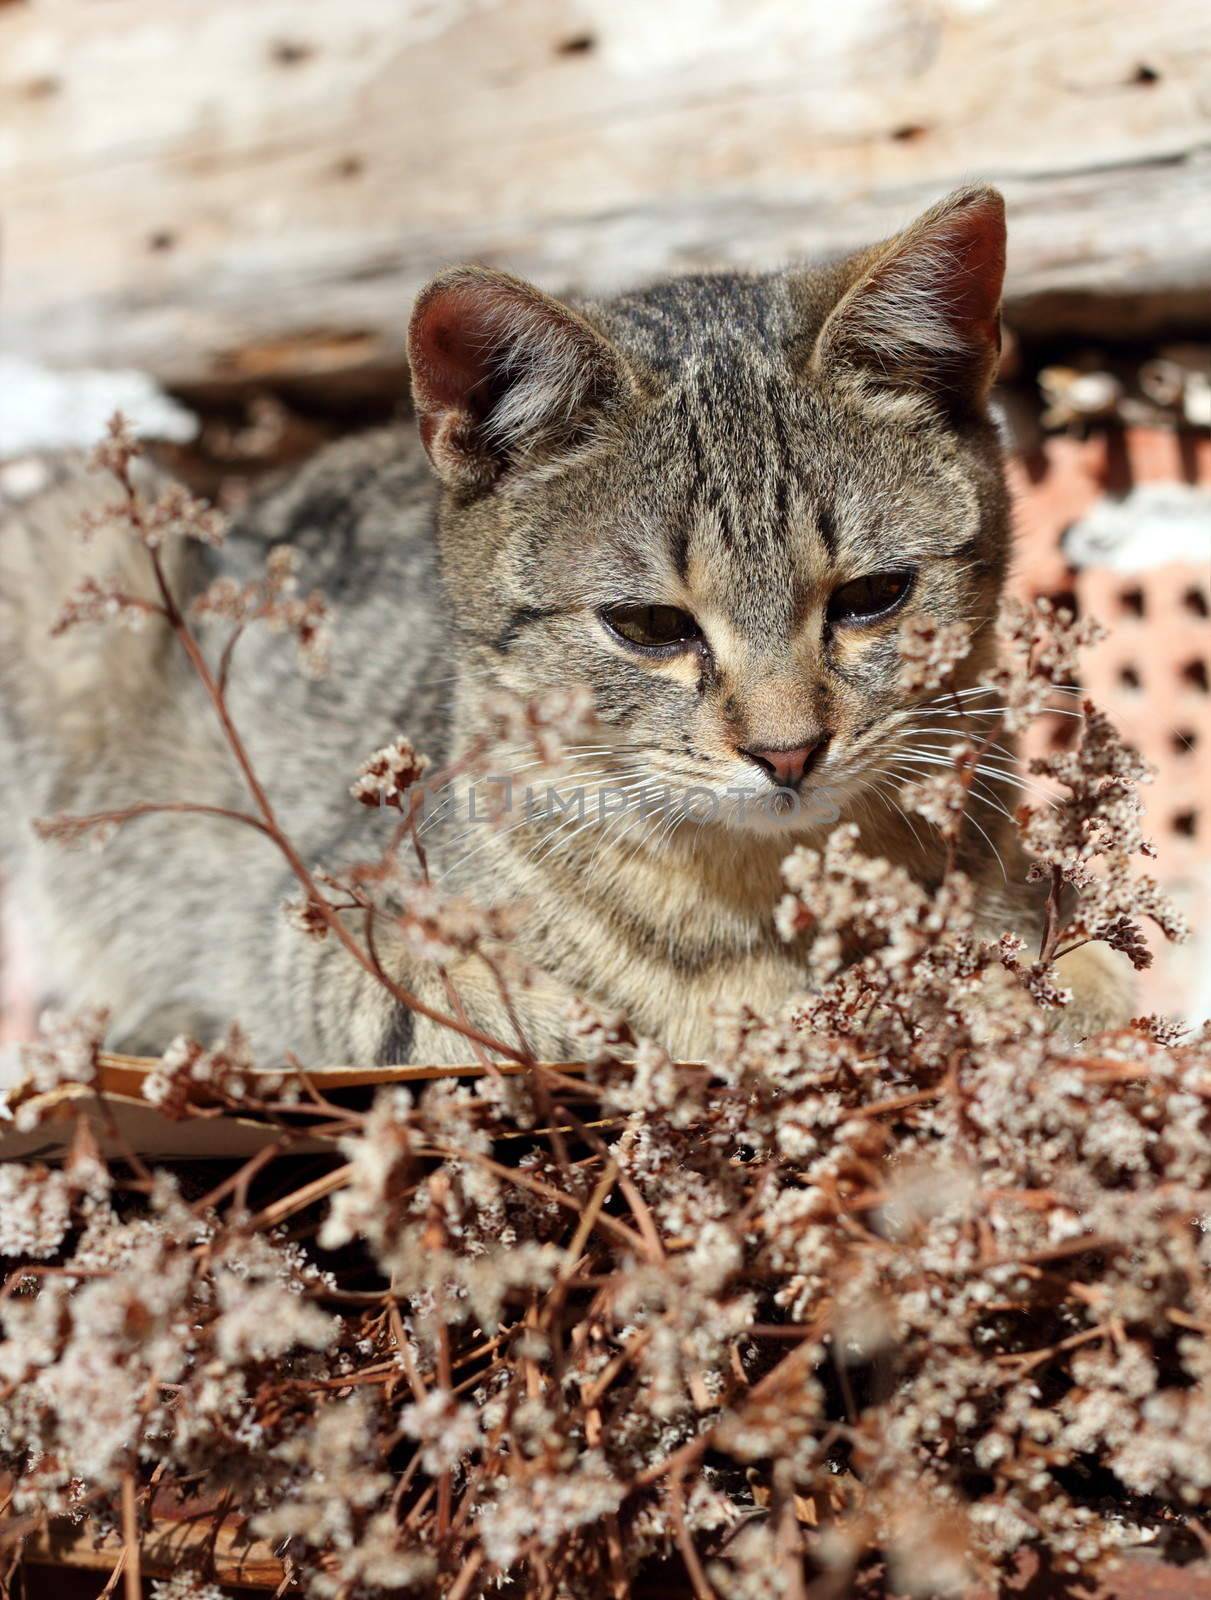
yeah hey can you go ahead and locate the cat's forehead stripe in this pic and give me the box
[816,506,837,562]
[665,356,837,600]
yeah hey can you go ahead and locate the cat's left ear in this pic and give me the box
[811,185,1006,415]
[409,267,633,489]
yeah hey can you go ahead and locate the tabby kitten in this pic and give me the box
[0,185,1124,1066]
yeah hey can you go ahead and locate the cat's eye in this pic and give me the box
[600,602,702,653]
[826,569,915,626]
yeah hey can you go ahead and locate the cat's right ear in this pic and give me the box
[408,268,633,489]
[810,185,1006,415]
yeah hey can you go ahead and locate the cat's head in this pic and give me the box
[408,186,1009,834]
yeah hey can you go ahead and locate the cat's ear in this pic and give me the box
[408,267,632,488]
[811,185,1006,414]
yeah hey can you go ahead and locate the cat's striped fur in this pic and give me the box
[0,187,1127,1065]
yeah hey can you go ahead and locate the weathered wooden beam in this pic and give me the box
[2,0,1209,388]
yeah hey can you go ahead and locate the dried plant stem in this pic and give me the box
[427,1143,646,1255]
[96,1547,128,1600]
[637,1325,825,1490]
[43,799,275,840]
[216,618,249,697]
[425,1172,455,1539]
[561,1161,618,1275]
[247,1163,354,1230]
[120,1471,140,1600]
[552,1098,667,1263]
[668,1470,717,1600]
[390,1303,429,1406]
[112,451,529,1067]
[1038,862,1066,964]
[446,1549,485,1600]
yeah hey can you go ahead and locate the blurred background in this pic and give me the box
[1,0,1208,1019]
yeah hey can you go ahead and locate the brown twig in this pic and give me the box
[120,1472,141,1600]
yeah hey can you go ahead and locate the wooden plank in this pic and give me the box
[17,1518,1211,1598]
[1,0,1210,384]
[20,1511,285,1592]
[0,1055,601,1161]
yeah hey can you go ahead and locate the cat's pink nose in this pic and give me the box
[742,741,823,789]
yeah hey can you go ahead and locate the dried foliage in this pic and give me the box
[3,418,1209,1600]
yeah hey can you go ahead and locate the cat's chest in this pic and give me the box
[632,945,812,1057]
[522,868,809,1055]
[452,817,814,1053]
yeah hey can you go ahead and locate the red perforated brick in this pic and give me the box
[1076,562,1210,870]
[1009,426,1211,1019]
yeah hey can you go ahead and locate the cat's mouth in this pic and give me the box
[630,746,854,838]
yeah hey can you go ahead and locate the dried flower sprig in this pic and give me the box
[193,544,333,684]
[1020,700,1187,971]
[351,736,431,809]
[10,1003,1211,1596]
[898,613,972,696]
[5,428,1206,1599]
[33,415,532,1067]
[987,596,1106,734]
[15,1005,108,1099]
